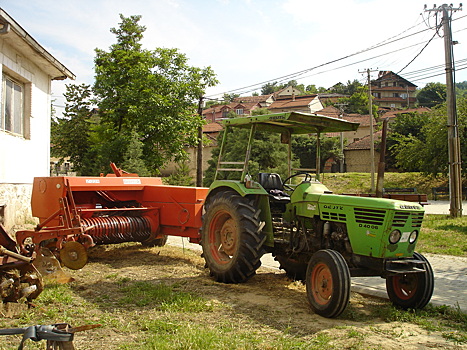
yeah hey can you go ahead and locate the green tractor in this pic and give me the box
[201,111,433,318]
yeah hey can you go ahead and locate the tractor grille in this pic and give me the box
[322,212,347,222]
[392,211,424,228]
[411,212,424,228]
[354,208,386,226]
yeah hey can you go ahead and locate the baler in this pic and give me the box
[16,164,207,270]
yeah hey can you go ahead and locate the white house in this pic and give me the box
[0,8,74,232]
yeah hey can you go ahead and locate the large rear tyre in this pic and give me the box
[306,249,351,318]
[201,191,265,283]
[386,252,434,310]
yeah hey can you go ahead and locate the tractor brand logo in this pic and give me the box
[323,204,343,210]
[399,205,420,210]
[359,223,379,229]
[268,115,286,120]
[307,204,316,211]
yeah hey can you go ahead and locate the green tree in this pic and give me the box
[51,83,97,175]
[261,81,281,95]
[416,82,446,108]
[328,80,362,95]
[337,86,378,115]
[386,112,430,170]
[292,135,341,171]
[221,93,240,103]
[93,14,217,174]
[390,97,467,175]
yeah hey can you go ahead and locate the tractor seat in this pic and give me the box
[258,173,290,202]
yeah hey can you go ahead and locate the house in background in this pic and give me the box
[0,8,74,231]
[344,131,382,173]
[202,101,262,122]
[371,71,417,109]
[268,94,323,114]
[232,94,275,108]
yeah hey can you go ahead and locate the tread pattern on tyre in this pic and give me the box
[201,191,266,283]
[306,249,351,318]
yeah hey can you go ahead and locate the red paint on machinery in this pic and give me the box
[16,164,208,269]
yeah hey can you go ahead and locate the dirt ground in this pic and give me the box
[1,243,465,349]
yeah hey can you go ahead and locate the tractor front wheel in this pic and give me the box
[201,191,265,283]
[386,252,434,309]
[306,249,351,318]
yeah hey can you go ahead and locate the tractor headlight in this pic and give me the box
[409,230,418,244]
[389,229,401,244]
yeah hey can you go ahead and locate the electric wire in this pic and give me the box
[396,31,438,75]
[205,20,436,98]
[206,10,467,100]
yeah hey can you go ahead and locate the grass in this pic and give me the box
[320,172,448,197]
[373,303,467,344]
[119,280,212,312]
[418,214,467,256]
[0,264,465,350]
[119,319,335,350]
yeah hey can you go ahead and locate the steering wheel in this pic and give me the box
[282,172,315,190]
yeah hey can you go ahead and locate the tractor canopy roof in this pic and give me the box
[221,112,360,135]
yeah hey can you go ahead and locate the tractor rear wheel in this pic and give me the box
[306,249,351,318]
[386,252,434,309]
[201,191,265,283]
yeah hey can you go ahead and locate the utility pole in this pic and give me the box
[425,4,463,217]
[196,96,204,187]
[360,68,378,192]
[335,102,348,173]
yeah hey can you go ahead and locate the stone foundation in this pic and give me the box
[0,184,37,236]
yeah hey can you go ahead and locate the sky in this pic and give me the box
[2,0,467,113]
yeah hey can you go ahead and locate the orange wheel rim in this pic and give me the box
[392,274,418,300]
[311,262,333,305]
[208,210,238,264]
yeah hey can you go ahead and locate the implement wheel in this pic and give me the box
[306,249,351,318]
[60,241,88,270]
[386,252,434,309]
[201,191,265,283]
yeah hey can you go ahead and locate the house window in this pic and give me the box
[235,108,244,115]
[1,74,24,135]
[222,110,229,118]
[393,93,400,98]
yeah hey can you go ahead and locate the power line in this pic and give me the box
[396,31,438,74]
[206,21,436,98]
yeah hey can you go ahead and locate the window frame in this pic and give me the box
[1,73,25,136]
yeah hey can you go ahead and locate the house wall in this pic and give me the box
[0,38,52,231]
[343,126,370,145]
[344,149,380,172]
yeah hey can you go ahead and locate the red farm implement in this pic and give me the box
[16,164,208,270]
